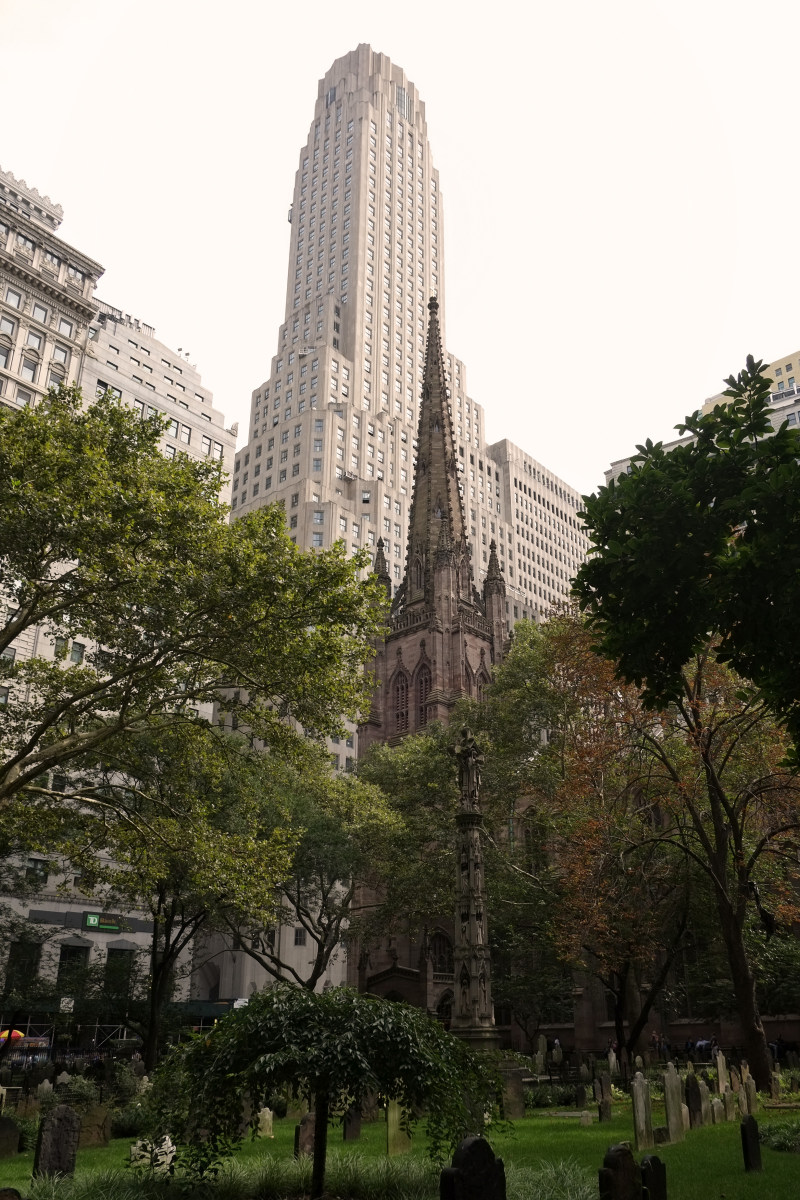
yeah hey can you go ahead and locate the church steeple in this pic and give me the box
[402,297,471,610]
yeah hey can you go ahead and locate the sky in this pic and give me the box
[4,0,799,495]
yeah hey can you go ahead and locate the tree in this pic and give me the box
[1,385,387,806]
[53,723,297,1070]
[224,751,400,990]
[573,355,800,752]
[148,983,502,1198]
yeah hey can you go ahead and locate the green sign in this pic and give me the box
[82,912,123,933]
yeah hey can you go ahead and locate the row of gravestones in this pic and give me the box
[0,1100,115,1164]
[631,1058,761,1153]
[294,1100,411,1157]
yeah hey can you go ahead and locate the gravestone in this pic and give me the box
[699,1080,712,1126]
[729,1065,741,1092]
[608,1048,618,1076]
[600,1071,612,1101]
[716,1050,729,1093]
[575,1084,587,1109]
[631,1071,654,1151]
[681,1103,690,1132]
[294,1110,315,1157]
[598,1142,641,1200]
[740,1115,762,1172]
[579,1062,590,1083]
[552,1043,563,1065]
[500,1067,525,1120]
[440,1136,506,1200]
[130,1135,175,1174]
[593,1078,603,1102]
[256,1107,274,1138]
[537,1034,547,1060]
[641,1155,667,1200]
[723,1085,737,1122]
[33,1104,81,1178]
[711,1097,724,1124]
[653,1126,670,1144]
[79,1105,111,1147]
[580,1110,593,1126]
[55,1071,72,1088]
[738,1087,749,1118]
[342,1107,361,1141]
[0,1115,20,1158]
[533,1050,545,1075]
[770,1072,781,1101]
[685,1073,702,1128]
[744,1076,758,1115]
[386,1100,412,1156]
[36,1078,53,1100]
[599,1098,612,1122]
[634,1055,644,1071]
[131,1058,146,1078]
[663,1063,684,1144]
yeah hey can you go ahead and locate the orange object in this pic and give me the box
[0,1030,24,1040]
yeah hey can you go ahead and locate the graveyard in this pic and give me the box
[1,1061,799,1200]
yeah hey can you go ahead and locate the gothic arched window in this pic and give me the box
[476,673,490,703]
[413,556,423,591]
[394,672,409,733]
[430,931,454,975]
[417,663,431,728]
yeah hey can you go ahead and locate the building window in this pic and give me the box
[26,858,49,885]
[394,672,409,733]
[32,303,48,324]
[294,927,307,946]
[69,642,85,664]
[58,318,74,337]
[6,289,22,309]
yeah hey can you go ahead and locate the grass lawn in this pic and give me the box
[3,1104,798,1199]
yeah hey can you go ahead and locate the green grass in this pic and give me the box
[3,1107,799,1200]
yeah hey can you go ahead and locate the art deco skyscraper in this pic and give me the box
[232,47,589,697]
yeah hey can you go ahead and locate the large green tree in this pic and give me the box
[573,355,800,750]
[148,983,502,1197]
[0,385,387,806]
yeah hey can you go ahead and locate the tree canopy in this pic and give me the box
[0,385,388,804]
[149,983,502,1195]
[573,356,800,749]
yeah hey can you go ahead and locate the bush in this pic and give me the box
[524,1083,578,1109]
[15,1112,40,1152]
[759,1119,800,1153]
[268,1092,288,1118]
[111,1102,149,1138]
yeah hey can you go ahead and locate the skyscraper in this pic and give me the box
[232,45,589,736]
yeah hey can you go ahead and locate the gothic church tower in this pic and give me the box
[359,298,507,756]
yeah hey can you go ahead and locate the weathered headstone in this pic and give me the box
[575,1083,587,1109]
[598,1142,641,1200]
[33,1104,81,1178]
[537,1034,548,1060]
[716,1050,729,1093]
[653,1126,670,1144]
[440,1136,506,1200]
[130,1135,175,1174]
[631,1071,654,1151]
[593,1078,603,1102]
[256,1107,274,1138]
[641,1155,667,1200]
[770,1072,781,1101]
[0,1115,20,1158]
[342,1107,361,1142]
[552,1043,563,1065]
[663,1063,684,1144]
[634,1054,644,1071]
[79,1105,111,1148]
[580,1110,593,1126]
[294,1110,315,1157]
[599,1098,612,1122]
[711,1097,724,1124]
[608,1048,618,1077]
[685,1072,702,1128]
[738,1087,749,1118]
[729,1065,741,1092]
[699,1080,712,1126]
[741,1115,762,1172]
[55,1071,72,1088]
[600,1071,612,1101]
[386,1100,412,1156]
[745,1076,758,1116]
[723,1085,737,1122]
[36,1078,53,1100]
[500,1067,525,1120]
[681,1103,690,1132]
[579,1062,590,1082]
[533,1050,545,1075]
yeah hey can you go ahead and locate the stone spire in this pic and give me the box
[373,536,392,599]
[483,539,505,600]
[402,297,471,610]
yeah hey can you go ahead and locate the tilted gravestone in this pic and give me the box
[33,1104,81,1178]
[663,1063,684,1143]
[744,1076,758,1116]
[294,1110,315,1157]
[256,1107,274,1138]
[729,1065,741,1092]
[723,1085,737,1122]
[711,1097,724,1123]
[684,1072,703,1128]
[579,1062,591,1082]
[699,1080,712,1126]
[598,1142,641,1200]
[641,1155,667,1200]
[631,1071,654,1151]
[593,1078,603,1102]
[0,1115,20,1158]
[342,1107,361,1142]
[386,1099,412,1156]
[770,1072,781,1101]
[741,1115,762,1172]
[716,1050,729,1093]
[440,1136,506,1200]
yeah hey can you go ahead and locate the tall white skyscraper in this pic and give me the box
[233,46,588,663]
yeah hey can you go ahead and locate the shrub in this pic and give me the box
[759,1119,800,1153]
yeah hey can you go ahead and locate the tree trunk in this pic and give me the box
[718,900,772,1090]
[311,1090,329,1200]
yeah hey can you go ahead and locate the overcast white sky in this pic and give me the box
[4,0,798,495]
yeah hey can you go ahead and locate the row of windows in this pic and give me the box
[1,230,87,284]
[2,288,74,338]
